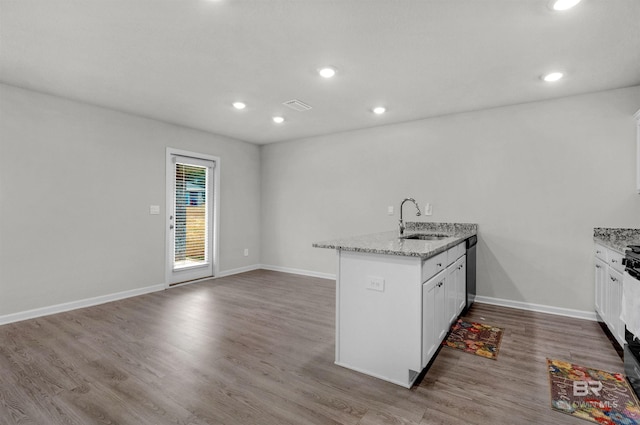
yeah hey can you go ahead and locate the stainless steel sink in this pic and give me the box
[400,233,450,240]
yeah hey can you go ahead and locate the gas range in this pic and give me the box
[622,245,640,398]
[623,245,640,278]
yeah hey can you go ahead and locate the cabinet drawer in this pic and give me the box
[594,243,608,261]
[447,242,466,265]
[422,251,447,283]
[607,267,623,286]
[608,249,625,273]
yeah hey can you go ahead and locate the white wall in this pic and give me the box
[261,86,640,312]
[0,84,261,316]
[2,83,639,318]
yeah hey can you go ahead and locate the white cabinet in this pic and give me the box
[594,242,626,348]
[607,268,625,347]
[444,245,466,327]
[335,239,470,387]
[454,256,467,314]
[447,242,465,266]
[422,251,447,282]
[594,257,607,318]
[422,271,445,367]
[609,249,624,274]
[422,243,466,368]
[445,260,459,326]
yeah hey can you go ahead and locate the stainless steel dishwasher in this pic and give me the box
[465,235,477,312]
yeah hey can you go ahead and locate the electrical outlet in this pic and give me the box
[149,205,160,215]
[367,277,385,292]
[243,248,249,257]
[425,203,433,216]
[387,206,394,215]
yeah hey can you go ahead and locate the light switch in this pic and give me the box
[149,205,160,215]
[387,206,394,215]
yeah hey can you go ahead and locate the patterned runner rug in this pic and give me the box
[547,358,640,424]
[442,319,503,360]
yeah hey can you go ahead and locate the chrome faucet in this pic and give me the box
[399,198,421,236]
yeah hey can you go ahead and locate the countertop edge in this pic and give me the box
[313,231,475,260]
[593,227,640,254]
[593,236,626,254]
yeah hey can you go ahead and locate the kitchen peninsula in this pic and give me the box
[314,222,477,387]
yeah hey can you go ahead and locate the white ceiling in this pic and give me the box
[1,0,639,144]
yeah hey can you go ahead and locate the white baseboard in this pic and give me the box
[1,268,593,327]
[474,295,598,321]
[0,264,328,326]
[260,264,336,280]
[217,264,262,277]
[0,283,166,326]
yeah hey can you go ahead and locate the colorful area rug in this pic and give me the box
[547,358,640,424]
[442,319,503,360]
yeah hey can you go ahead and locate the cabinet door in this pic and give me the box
[456,256,467,314]
[594,257,607,319]
[445,265,457,326]
[422,271,446,367]
[606,268,623,342]
[422,279,437,367]
[609,270,625,347]
[436,275,446,341]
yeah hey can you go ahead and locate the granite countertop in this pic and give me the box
[594,227,640,253]
[313,222,477,259]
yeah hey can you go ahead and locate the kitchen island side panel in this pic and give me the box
[335,250,422,387]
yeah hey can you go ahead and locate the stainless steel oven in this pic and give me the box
[625,328,640,396]
[622,245,640,398]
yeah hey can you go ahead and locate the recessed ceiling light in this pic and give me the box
[550,0,582,11]
[232,102,246,110]
[542,72,564,82]
[272,116,285,124]
[318,67,337,78]
[372,106,386,115]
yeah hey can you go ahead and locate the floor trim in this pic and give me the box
[260,264,336,280]
[217,264,262,277]
[0,284,166,326]
[475,295,597,321]
[0,269,597,326]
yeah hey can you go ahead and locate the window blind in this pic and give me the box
[174,162,209,269]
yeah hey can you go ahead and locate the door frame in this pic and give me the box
[165,147,220,287]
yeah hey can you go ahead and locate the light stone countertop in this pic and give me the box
[594,227,640,253]
[313,222,477,260]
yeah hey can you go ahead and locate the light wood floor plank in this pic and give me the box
[0,270,623,424]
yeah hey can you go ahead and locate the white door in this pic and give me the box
[166,150,219,285]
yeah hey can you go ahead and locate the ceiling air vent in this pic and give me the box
[283,99,313,112]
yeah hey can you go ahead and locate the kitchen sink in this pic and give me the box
[400,233,450,240]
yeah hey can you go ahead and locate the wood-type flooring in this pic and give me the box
[0,270,624,424]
